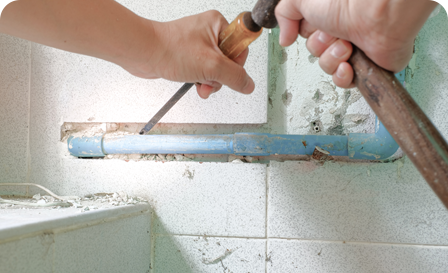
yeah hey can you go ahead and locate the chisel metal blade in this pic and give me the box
[139,82,194,135]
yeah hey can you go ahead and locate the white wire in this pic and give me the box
[0,183,79,200]
[0,198,71,207]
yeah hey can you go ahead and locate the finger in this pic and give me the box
[209,56,254,94]
[216,11,230,33]
[306,30,337,57]
[299,19,316,39]
[332,62,355,89]
[203,80,222,93]
[196,80,223,99]
[196,83,215,99]
[275,0,304,46]
[318,39,353,75]
[233,47,249,67]
[204,10,229,35]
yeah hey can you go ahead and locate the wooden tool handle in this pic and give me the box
[218,12,263,60]
[349,46,448,208]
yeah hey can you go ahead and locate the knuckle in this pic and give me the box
[205,10,223,20]
[306,41,319,57]
[318,57,333,75]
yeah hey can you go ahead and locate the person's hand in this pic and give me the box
[275,0,438,88]
[122,10,254,99]
[1,1,253,99]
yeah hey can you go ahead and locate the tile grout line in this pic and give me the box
[149,210,156,273]
[265,163,270,273]
[152,233,448,248]
[265,237,448,248]
[26,42,32,190]
[153,233,266,240]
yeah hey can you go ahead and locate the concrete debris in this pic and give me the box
[202,248,237,265]
[42,196,55,203]
[174,154,186,161]
[231,159,244,164]
[311,146,334,165]
[103,152,195,162]
[146,155,156,161]
[1,192,147,211]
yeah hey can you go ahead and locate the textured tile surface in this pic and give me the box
[31,0,268,124]
[407,8,448,140]
[153,235,265,273]
[0,34,30,183]
[0,204,150,241]
[0,235,53,273]
[267,159,448,245]
[37,160,266,237]
[53,213,151,273]
[267,239,448,273]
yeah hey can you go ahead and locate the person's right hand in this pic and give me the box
[275,0,438,88]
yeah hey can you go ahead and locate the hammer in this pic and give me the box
[141,0,448,209]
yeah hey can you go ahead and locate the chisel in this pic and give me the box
[139,0,280,135]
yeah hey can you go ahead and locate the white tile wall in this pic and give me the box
[267,239,448,273]
[267,159,448,245]
[0,235,53,273]
[0,205,151,273]
[153,235,265,273]
[53,161,267,237]
[53,213,151,273]
[0,34,30,183]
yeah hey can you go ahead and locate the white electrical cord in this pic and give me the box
[0,182,79,208]
[0,198,71,207]
[0,183,79,200]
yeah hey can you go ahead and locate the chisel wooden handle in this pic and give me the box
[218,12,263,60]
[349,46,448,209]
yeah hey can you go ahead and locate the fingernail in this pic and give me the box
[242,78,254,94]
[331,41,348,58]
[279,33,284,46]
[318,31,333,44]
[336,65,346,79]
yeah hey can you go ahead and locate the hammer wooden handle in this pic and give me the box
[349,46,448,208]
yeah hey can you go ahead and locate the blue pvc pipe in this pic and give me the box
[68,133,348,157]
[67,123,397,160]
[67,73,404,160]
[348,118,400,160]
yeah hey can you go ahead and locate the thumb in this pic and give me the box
[275,0,304,46]
[211,56,255,94]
